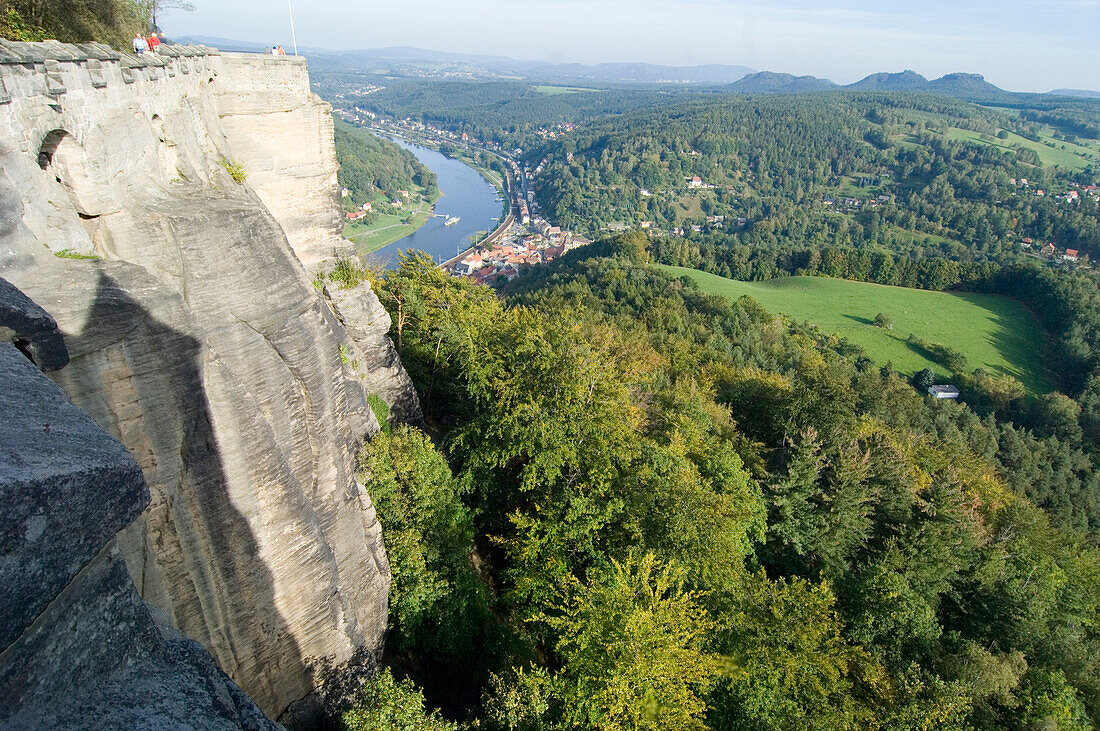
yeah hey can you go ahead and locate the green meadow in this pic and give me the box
[661,266,1053,392]
[944,126,1099,171]
[533,85,599,95]
[344,196,435,256]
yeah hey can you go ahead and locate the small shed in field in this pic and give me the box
[928,385,961,399]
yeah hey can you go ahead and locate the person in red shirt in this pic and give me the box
[146,34,160,52]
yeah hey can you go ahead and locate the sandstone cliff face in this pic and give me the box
[211,53,345,269]
[0,280,279,730]
[0,40,407,719]
[329,280,425,427]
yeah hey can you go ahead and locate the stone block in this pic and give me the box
[0,275,69,370]
[0,342,149,650]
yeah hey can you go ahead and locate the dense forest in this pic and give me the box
[529,93,1100,259]
[318,75,698,148]
[315,69,1100,729]
[333,117,438,206]
[339,237,1100,729]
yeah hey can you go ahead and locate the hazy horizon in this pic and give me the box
[162,0,1099,93]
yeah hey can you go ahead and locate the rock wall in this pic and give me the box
[329,280,425,427]
[0,285,279,729]
[0,39,412,719]
[210,53,345,269]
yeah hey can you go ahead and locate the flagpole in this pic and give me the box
[288,0,299,56]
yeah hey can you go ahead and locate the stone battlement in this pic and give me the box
[0,39,221,109]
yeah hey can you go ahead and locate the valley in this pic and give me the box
[5,6,1100,729]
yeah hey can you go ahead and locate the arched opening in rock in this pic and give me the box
[36,128,106,254]
[37,129,69,178]
[37,128,91,193]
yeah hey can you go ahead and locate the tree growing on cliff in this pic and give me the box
[3,0,148,45]
[341,669,456,731]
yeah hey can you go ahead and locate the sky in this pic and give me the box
[161,0,1100,92]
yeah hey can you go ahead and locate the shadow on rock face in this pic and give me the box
[61,268,311,719]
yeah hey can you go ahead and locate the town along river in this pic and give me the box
[365,138,505,267]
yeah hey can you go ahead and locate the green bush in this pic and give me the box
[340,669,456,731]
[53,248,100,260]
[906,333,968,373]
[1,8,47,40]
[328,254,370,289]
[367,393,390,434]
[219,158,246,184]
[913,367,935,391]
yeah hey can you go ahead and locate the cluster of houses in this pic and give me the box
[451,223,591,284]
[821,194,894,211]
[342,188,413,223]
[1055,185,1100,206]
[533,122,577,140]
[1010,178,1100,206]
[655,216,748,236]
[1019,237,1088,263]
[327,84,383,101]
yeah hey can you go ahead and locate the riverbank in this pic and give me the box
[381,129,511,219]
[354,139,504,266]
[343,191,441,256]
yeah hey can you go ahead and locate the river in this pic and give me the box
[365,138,505,267]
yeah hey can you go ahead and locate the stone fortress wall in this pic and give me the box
[0,39,419,722]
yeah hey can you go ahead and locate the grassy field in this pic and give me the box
[534,85,598,95]
[660,266,1053,392]
[344,197,435,255]
[944,127,1099,171]
[674,195,705,218]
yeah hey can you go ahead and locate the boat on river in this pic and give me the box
[445,216,461,226]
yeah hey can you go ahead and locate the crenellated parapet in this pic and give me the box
[0,39,220,93]
[0,40,343,268]
[0,41,213,148]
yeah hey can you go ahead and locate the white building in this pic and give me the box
[928,385,961,399]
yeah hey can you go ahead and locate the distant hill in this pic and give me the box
[1049,88,1100,99]
[176,35,277,52]
[729,71,838,94]
[177,38,1073,106]
[848,70,930,91]
[929,72,1002,95]
[847,70,1013,102]
[526,62,755,85]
